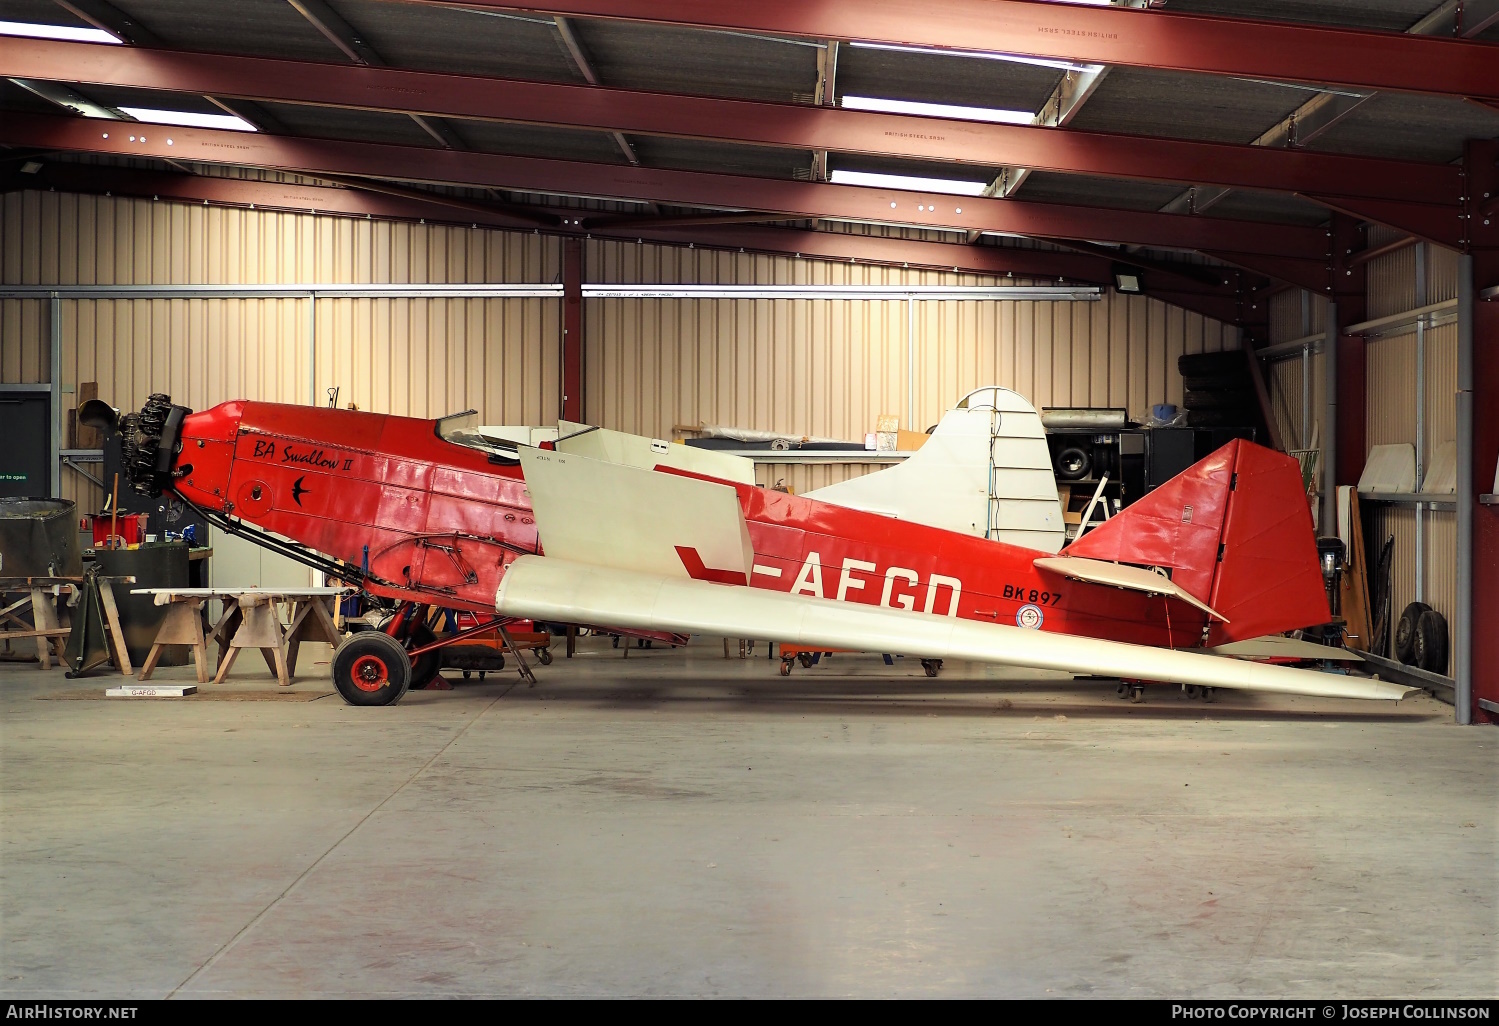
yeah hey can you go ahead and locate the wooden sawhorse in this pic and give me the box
[133,588,347,685]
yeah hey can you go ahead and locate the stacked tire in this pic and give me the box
[1178,352,1259,428]
[1394,601,1448,675]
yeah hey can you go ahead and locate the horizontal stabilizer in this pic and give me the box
[1034,555,1228,622]
[495,556,1411,702]
[1208,636,1362,662]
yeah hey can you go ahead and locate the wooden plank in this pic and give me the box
[1341,488,1374,652]
[97,583,134,675]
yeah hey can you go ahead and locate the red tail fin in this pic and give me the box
[1065,439,1328,643]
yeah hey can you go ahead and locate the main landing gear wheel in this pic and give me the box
[332,631,413,706]
[408,623,441,690]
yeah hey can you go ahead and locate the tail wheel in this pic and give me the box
[332,631,413,706]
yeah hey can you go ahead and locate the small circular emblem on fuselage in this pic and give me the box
[1016,603,1044,630]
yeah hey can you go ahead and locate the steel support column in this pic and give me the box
[49,294,61,497]
[562,237,584,423]
[1322,297,1339,533]
[1330,215,1368,492]
[1456,255,1475,725]
[1462,140,1499,724]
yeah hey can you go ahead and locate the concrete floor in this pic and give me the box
[0,639,1494,999]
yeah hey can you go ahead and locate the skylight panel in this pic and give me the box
[0,20,121,44]
[841,95,1035,125]
[829,170,989,197]
[118,108,258,132]
[848,41,1100,75]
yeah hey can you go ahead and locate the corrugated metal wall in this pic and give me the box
[1264,236,1461,664]
[1,190,561,509]
[584,238,1240,488]
[4,190,1242,503]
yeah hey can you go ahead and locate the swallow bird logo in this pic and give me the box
[292,476,310,506]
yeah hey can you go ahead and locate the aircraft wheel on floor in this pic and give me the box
[921,659,940,678]
[332,631,413,706]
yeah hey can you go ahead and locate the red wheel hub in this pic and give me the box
[349,654,390,692]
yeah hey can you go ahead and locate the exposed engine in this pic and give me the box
[114,393,192,498]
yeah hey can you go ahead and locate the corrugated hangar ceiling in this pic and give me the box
[1,0,1497,330]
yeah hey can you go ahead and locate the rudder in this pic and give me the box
[1065,439,1328,643]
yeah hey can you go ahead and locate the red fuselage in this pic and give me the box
[171,401,1314,650]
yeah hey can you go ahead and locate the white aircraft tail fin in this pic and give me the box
[804,387,1065,551]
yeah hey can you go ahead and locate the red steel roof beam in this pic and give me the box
[0,112,1328,259]
[0,162,1125,283]
[0,38,1460,210]
[424,0,1499,103]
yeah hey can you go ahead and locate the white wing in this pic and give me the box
[510,447,1409,702]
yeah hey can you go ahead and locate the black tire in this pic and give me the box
[1394,601,1430,665]
[535,647,553,665]
[1414,610,1448,675]
[798,652,815,668]
[1184,389,1257,411]
[1186,408,1255,428]
[1055,446,1091,481]
[1178,352,1245,378]
[1182,372,1246,391]
[332,631,413,706]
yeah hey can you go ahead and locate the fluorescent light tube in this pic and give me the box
[119,108,258,132]
[830,170,988,196]
[842,95,1035,125]
[0,20,121,43]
